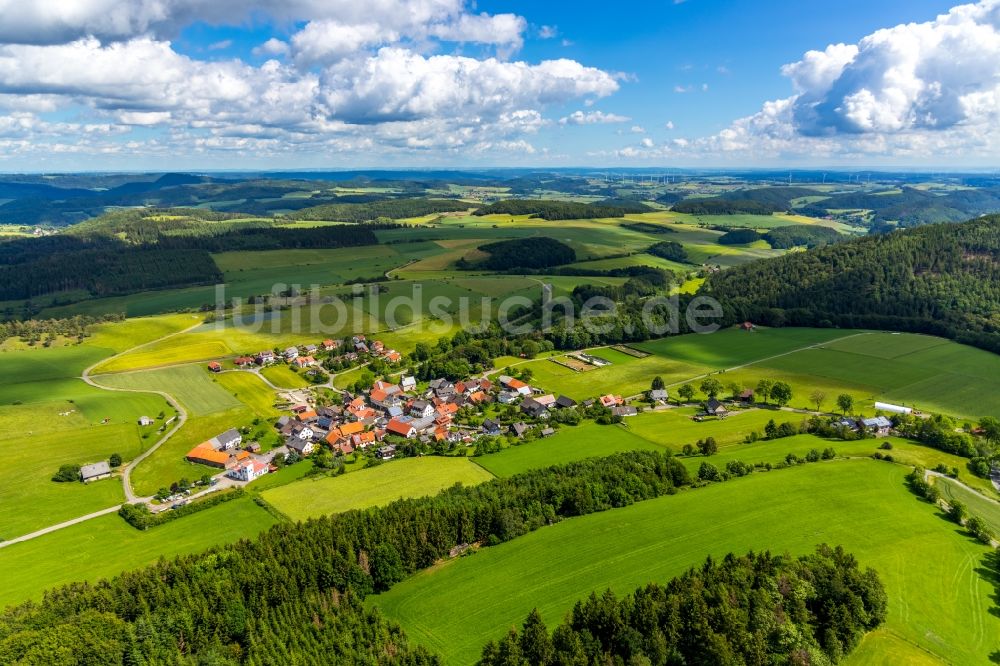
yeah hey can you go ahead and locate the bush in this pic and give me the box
[52,464,81,483]
[966,515,994,545]
[119,489,246,530]
[109,453,122,468]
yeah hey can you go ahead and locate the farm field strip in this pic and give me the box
[261,457,495,520]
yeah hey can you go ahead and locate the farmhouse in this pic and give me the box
[234,356,254,367]
[186,443,249,469]
[227,459,269,483]
[612,405,638,418]
[208,428,242,450]
[599,394,623,408]
[703,399,729,418]
[738,389,755,404]
[322,339,340,351]
[80,461,111,482]
[207,361,222,373]
[293,355,316,368]
[648,389,668,403]
[511,422,531,438]
[482,418,502,436]
[387,418,417,439]
[284,346,299,361]
[861,416,893,437]
[138,415,154,426]
[410,399,434,419]
[256,350,276,365]
[376,445,396,460]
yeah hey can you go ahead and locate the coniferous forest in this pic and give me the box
[703,214,1000,353]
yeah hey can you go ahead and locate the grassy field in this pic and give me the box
[129,406,252,496]
[0,496,278,608]
[259,364,311,389]
[933,476,1000,532]
[261,457,495,521]
[214,371,282,418]
[372,460,998,665]
[94,365,241,416]
[473,422,664,477]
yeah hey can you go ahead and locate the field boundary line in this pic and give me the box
[0,505,120,549]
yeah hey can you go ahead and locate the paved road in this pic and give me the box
[81,322,202,503]
[0,505,120,549]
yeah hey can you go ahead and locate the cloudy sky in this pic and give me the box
[0,0,998,169]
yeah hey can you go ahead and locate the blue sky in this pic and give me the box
[0,0,996,169]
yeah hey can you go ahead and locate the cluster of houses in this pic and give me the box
[271,372,626,459]
[210,335,403,374]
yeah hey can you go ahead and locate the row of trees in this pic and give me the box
[472,199,651,220]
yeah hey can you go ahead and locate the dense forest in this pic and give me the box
[672,198,782,215]
[288,198,474,222]
[473,199,652,220]
[472,237,577,271]
[479,545,887,665]
[702,214,1000,353]
[800,187,1000,227]
[718,186,821,208]
[717,225,842,249]
[646,240,689,263]
[0,452,690,664]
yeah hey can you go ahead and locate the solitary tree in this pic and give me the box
[109,452,122,468]
[677,384,695,404]
[698,437,718,456]
[809,390,827,412]
[837,393,854,415]
[700,377,724,399]
[947,499,967,525]
[651,376,665,391]
[979,416,1000,446]
[756,379,774,405]
[770,381,793,407]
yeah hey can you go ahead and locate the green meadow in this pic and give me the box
[372,460,998,665]
[94,365,241,416]
[0,496,278,609]
[261,457,495,521]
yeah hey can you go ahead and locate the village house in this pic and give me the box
[376,444,396,460]
[290,423,314,441]
[256,350,276,365]
[286,438,315,456]
[520,397,549,419]
[703,399,729,418]
[482,418,502,436]
[599,394,623,408]
[80,461,111,482]
[497,390,519,405]
[387,417,417,439]
[409,399,435,419]
[303,344,318,354]
[649,389,668,403]
[401,376,417,391]
[540,427,556,437]
[284,346,299,361]
[511,422,531,438]
[612,405,638,418]
[555,395,577,409]
[292,355,316,368]
[227,459,269,483]
[296,409,318,422]
[207,361,222,373]
[322,339,340,351]
[738,389,755,404]
[234,356,254,367]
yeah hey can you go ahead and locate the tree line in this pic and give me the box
[288,198,474,222]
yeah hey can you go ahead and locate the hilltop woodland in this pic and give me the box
[472,199,652,220]
[468,237,577,271]
[479,546,887,666]
[703,214,1000,354]
[718,225,842,249]
[0,452,693,663]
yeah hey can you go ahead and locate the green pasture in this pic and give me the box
[259,364,311,389]
[0,496,278,609]
[261,457,495,521]
[94,365,241,416]
[214,371,282,418]
[373,460,998,665]
[933,476,1000,533]
[472,422,663,477]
